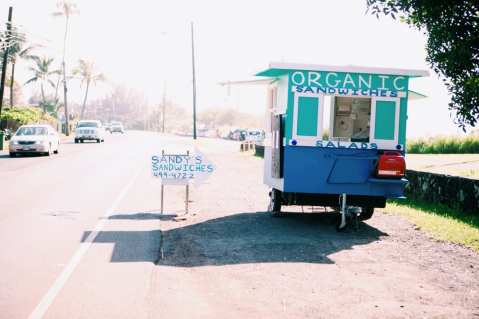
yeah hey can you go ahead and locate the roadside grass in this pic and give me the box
[407,135,479,154]
[384,198,479,252]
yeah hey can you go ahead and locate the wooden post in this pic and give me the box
[185,150,190,214]
[161,150,165,214]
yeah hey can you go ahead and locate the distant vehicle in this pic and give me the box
[9,124,60,157]
[104,123,111,132]
[110,122,124,134]
[229,129,247,141]
[75,120,106,143]
[246,129,265,142]
[197,128,209,137]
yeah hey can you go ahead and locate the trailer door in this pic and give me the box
[370,97,400,149]
[292,93,324,145]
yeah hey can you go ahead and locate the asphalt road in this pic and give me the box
[0,131,206,319]
[1,131,478,319]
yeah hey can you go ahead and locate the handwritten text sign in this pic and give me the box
[151,152,214,185]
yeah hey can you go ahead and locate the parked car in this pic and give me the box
[110,122,124,134]
[74,120,106,143]
[9,124,60,157]
[104,123,111,133]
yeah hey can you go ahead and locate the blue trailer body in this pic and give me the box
[283,146,406,197]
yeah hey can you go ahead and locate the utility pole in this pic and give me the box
[61,14,70,136]
[162,81,166,133]
[160,103,163,133]
[0,6,13,124]
[191,22,197,140]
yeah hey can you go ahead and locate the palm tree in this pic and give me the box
[73,59,105,119]
[52,0,78,135]
[25,56,60,112]
[8,29,37,106]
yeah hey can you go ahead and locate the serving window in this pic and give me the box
[331,97,371,143]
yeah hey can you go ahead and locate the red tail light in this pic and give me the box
[376,151,405,178]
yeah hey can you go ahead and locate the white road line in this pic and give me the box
[28,169,143,319]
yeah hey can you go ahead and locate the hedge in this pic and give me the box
[0,106,57,130]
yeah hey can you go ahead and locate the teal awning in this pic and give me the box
[255,62,429,78]
[255,68,289,77]
[408,90,427,100]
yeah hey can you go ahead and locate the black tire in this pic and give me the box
[96,139,100,143]
[268,188,282,217]
[80,139,84,143]
[359,207,375,221]
[9,152,16,157]
[74,139,78,144]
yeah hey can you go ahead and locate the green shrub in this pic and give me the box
[407,135,479,154]
[407,139,426,153]
[0,106,58,130]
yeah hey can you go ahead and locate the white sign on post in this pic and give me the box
[151,149,215,185]
[152,149,215,214]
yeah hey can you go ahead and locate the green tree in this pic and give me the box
[7,27,37,106]
[72,59,105,120]
[25,56,60,112]
[366,0,479,130]
[53,0,78,134]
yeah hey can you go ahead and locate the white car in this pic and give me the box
[75,120,106,143]
[110,122,124,134]
[246,129,265,142]
[9,124,60,157]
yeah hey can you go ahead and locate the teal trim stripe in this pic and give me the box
[297,96,318,136]
[398,97,407,145]
[375,101,396,140]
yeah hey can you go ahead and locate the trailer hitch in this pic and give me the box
[337,193,360,232]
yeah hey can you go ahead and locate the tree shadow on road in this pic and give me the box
[81,229,162,263]
[108,211,178,221]
[81,211,387,266]
[159,212,387,266]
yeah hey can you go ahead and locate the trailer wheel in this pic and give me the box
[359,207,375,221]
[268,189,282,217]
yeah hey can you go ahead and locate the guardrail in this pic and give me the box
[252,143,478,215]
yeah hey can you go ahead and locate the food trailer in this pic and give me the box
[256,62,428,230]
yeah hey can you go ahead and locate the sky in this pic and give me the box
[2,0,468,137]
